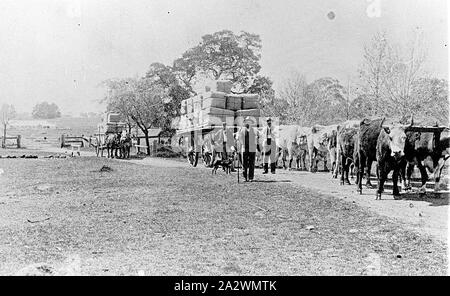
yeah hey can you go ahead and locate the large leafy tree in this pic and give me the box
[357,31,430,119]
[357,31,389,116]
[175,30,265,94]
[409,78,449,125]
[103,77,169,155]
[304,77,347,125]
[32,102,61,119]
[145,62,191,135]
[273,74,347,126]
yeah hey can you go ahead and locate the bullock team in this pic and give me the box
[204,116,449,199]
[277,117,449,199]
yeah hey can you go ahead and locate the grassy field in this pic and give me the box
[0,149,447,275]
[5,117,102,149]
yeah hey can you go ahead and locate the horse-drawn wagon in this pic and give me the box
[94,112,130,158]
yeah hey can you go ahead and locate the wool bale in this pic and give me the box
[192,95,202,113]
[105,123,123,133]
[223,95,242,111]
[200,114,229,127]
[177,115,189,130]
[192,92,227,112]
[202,107,234,116]
[199,96,226,109]
[223,94,259,111]
[241,94,259,109]
[235,108,261,118]
[106,113,121,123]
[198,107,234,127]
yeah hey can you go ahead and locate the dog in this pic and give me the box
[212,157,233,175]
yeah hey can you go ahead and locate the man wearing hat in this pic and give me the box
[261,117,278,174]
[237,116,258,182]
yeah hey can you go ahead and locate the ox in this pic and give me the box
[333,120,360,179]
[337,126,358,185]
[375,123,409,199]
[403,125,450,193]
[278,125,309,170]
[355,118,385,194]
[306,124,338,172]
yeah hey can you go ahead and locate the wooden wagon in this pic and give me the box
[93,113,127,157]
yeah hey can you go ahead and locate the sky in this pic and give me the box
[0,0,447,115]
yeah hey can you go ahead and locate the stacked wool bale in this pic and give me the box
[100,112,125,133]
[178,80,261,130]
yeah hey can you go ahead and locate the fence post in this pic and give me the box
[60,134,65,148]
[153,140,157,155]
[17,135,21,148]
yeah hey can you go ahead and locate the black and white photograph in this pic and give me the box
[0,0,448,279]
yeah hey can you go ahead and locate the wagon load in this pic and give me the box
[102,123,126,134]
[175,80,262,167]
[105,113,121,123]
[224,94,259,111]
[199,107,235,126]
[98,112,126,133]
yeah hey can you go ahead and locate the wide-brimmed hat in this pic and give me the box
[266,117,272,122]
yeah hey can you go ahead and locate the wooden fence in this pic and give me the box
[1,135,21,148]
[60,135,95,148]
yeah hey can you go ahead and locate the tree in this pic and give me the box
[305,77,347,125]
[103,77,169,155]
[357,31,430,119]
[175,30,263,93]
[357,31,390,116]
[409,78,449,125]
[32,102,61,119]
[145,62,191,136]
[381,33,427,117]
[349,94,378,119]
[274,73,347,126]
[1,104,16,148]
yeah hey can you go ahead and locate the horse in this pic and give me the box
[105,133,120,158]
[119,131,132,159]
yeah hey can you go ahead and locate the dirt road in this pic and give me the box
[37,147,450,244]
[0,149,447,275]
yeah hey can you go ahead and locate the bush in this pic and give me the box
[154,146,182,158]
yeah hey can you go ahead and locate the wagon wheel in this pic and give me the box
[203,152,212,167]
[192,152,200,167]
[187,150,198,167]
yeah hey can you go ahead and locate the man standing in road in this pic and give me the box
[237,117,258,182]
[261,117,278,174]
